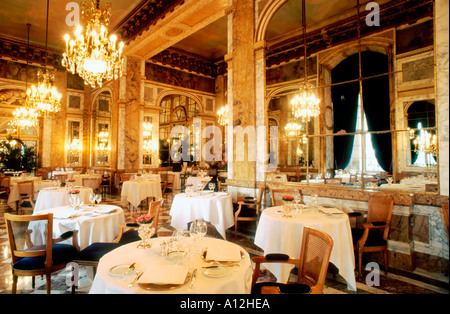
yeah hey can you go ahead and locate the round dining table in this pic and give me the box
[169,192,234,239]
[71,173,102,186]
[121,180,162,208]
[33,186,94,214]
[29,204,125,250]
[254,205,357,291]
[88,237,252,294]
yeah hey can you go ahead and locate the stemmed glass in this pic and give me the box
[95,193,102,206]
[208,182,215,193]
[196,218,207,241]
[89,193,96,207]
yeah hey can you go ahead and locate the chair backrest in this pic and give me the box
[367,195,394,239]
[270,188,295,207]
[349,174,357,184]
[324,178,342,185]
[120,173,134,183]
[5,213,54,269]
[442,204,449,237]
[148,198,164,235]
[1,175,11,189]
[17,180,35,199]
[82,177,101,190]
[297,227,334,294]
[166,173,175,185]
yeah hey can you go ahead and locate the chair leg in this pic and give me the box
[12,275,18,294]
[384,249,389,276]
[358,251,363,281]
[234,221,238,240]
[46,273,51,294]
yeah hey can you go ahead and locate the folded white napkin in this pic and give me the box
[319,207,343,214]
[206,243,241,262]
[94,205,117,213]
[137,265,189,285]
[52,208,77,219]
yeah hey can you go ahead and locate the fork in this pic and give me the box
[128,271,143,287]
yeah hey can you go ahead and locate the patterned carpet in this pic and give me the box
[0,189,448,295]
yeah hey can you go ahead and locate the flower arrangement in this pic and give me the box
[137,213,154,224]
[67,179,75,182]
[68,189,80,194]
[282,195,294,202]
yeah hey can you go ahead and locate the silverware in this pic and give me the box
[128,271,143,287]
[123,262,136,275]
[190,269,197,288]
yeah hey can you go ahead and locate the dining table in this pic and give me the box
[29,204,125,250]
[169,192,234,239]
[121,179,162,208]
[254,205,357,291]
[33,186,94,214]
[7,177,55,211]
[88,237,252,294]
[71,173,102,186]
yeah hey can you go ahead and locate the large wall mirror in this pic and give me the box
[93,90,111,166]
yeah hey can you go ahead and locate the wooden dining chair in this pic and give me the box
[351,195,394,280]
[269,188,302,206]
[234,185,265,239]
[119,172,134,192]
[53,174,67,184]
[16,180,35,214]
[251,227,334,294]
[5,213,79,294]
[99,170,114,195]
[162,173,175,201]
[0,175,11,203]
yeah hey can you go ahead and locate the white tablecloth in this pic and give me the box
[33,187,94,214]
[89,237,252,294]
[254,206,356,291]
[7,178,54,210]
[30,205,125,250]
[378,183,425,191]
[167,171,181,190]
[121,180,162,208]
[186,176,212,188]
[52,170,78,179]
[170,192,234,239]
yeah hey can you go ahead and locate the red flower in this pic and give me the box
[282,195,294,201]
[137,214,154,224]
[68,189,80,194]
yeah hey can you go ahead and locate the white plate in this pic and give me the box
[109,264,133,277]
[203,266,231,278]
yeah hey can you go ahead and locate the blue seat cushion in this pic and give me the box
[75,242,122,262]
[13,244,78,271]
[352,227,387,247]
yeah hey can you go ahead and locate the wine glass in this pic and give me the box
[208,182,215,193]
[89,193,96,207]
[95,193,102,206]
[196,219,207,240]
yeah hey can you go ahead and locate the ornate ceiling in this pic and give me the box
[0,0,434,77]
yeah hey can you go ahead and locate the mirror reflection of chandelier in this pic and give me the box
[291,83,320,122]
[284,121,302,137]
[291,0,320,123]
[412,123,437,167]
[9,105,39,129]
[62,0,124,88]
[217,105,228,126]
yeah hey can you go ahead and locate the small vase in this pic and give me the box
[137,223,155,249]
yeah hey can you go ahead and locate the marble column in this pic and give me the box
[123,56,144,170]
[229,0,257,184]
[435,0,449,196]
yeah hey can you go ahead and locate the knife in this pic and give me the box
[190,269,197,288]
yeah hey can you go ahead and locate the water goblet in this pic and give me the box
[95,193,102,206]
[196,219,207,241]
[208,182,215,193]
[89,193,96,207]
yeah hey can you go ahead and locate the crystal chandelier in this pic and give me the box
[413,126,437,157]
[26,69,62,116]
[284,121,302,137]
[217,105,228,126]
[62,0,124,88]
[291,83,320,122]
[291,0,320,123]
[9,106,39,129]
